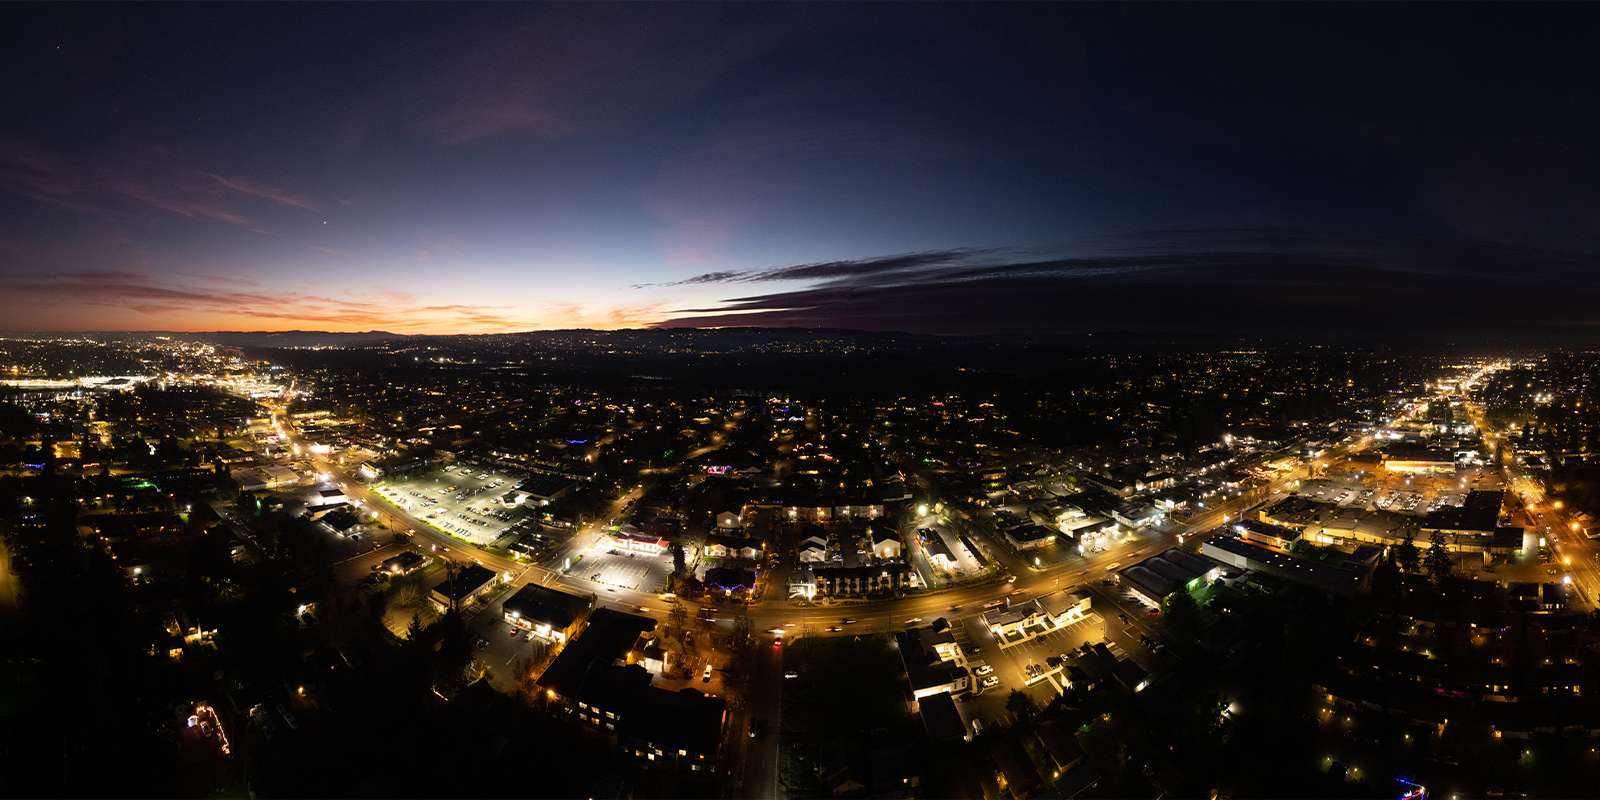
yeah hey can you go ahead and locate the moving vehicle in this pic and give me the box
[701,664,713,683]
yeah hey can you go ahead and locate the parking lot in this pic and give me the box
[572,541,675,594]
[473,598,556,692]
[1298,465,1504,516]
[373,463,527,545]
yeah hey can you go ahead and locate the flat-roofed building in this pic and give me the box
[896,622,970,699]
[1117,548,1225,606]
[1201,534,1366,596]
[428,563,499,610]
[503,583,594,643]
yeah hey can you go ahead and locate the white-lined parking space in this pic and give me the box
[574,547,673,593]
[372,463,527,546]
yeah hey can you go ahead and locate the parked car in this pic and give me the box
[980,676,1000,689]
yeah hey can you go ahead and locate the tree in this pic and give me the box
[1162,589,1201,638]
[1371,548,1401,609]
[1425,530,1452,584]
[671,541,687,577]
[1397,533,1421,575]
[1005,689,1037,722]
[235,491,260,519]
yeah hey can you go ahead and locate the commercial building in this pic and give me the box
[1200,534,1366,596]
[428,563,499,610]
[513,473,578,505]
[610,528,670,555]
[1380,445,1459,473]
[309,485,346,507]
[1005,524,1058,551]
[1231,518,1302,550]
[377,550,428,576]
[540,609,724,770]
[503,583,594,643]
[1117,548,1225,607]
[895,621,970,699]
[983,591,1092,640]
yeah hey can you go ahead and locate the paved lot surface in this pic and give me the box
[374,464,526,545]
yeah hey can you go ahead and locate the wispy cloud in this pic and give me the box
[0,139,321,231]
[648,229,1600,334]
[0,270,529,333]
[635,248,987,288]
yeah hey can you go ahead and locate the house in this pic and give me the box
[704,533,761,560]
[503,583,594,643]
[715,511,742,531]
[814,563,911,597]
[703,566,757,595]
[924,530,958,572]
[871,529,903,560]
[428,564,499,610]
[990,736,1043,798]
[797,535,830,563]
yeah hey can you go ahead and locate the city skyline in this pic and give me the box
[5,4,1600,337]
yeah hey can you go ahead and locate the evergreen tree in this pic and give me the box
[671,541,687,577]
[1162,589,1201,638]
[1397,533,1422,574]
[1425,530,1452,583]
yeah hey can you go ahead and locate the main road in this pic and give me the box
[271,390,1348,634]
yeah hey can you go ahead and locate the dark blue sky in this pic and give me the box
[3,3,1599,336]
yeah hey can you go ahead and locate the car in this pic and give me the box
[904,617,923,624]
[980,676,1000,689]
[783,670,799,679]
[1145,608,1162,618]
[826,625,843,632]
[508,626,522,638]
[842,618,856,625]
[974,664,994,676]
[702,664,714,683]
[474,638,489,650]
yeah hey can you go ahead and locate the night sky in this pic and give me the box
[3,3,1599,338]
